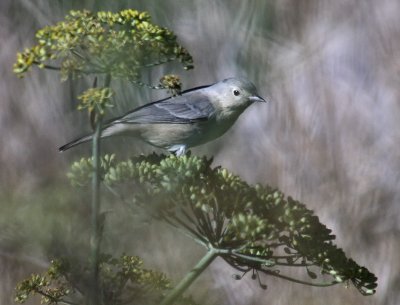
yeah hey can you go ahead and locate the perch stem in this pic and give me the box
[160,248,218,305]
[89,73,111,305]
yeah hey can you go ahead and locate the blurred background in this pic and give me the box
[1,0,399,304]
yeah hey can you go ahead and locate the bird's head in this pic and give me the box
[211,77,267,116]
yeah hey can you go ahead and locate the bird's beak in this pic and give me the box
[249,94,268,103]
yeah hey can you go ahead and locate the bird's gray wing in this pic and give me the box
[114,91,216,124]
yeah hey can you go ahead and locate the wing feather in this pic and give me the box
[113,91,215,125]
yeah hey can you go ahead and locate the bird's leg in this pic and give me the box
[175,145,187,157]
[168,145,187,156]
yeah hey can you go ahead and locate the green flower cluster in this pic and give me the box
[67,154,115,187]
[77,87,114,117]
[68,153,378,296]
[159,74,183,96]
[15,254,197,305]
[13,9,193,81]
[15,272,69,304]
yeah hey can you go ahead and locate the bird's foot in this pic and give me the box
[168,145,187,157]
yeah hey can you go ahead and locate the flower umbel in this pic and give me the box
[13,9,194,81]
[68,153,378,296]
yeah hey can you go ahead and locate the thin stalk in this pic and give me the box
[160,248,218,305]
[36,291,79,305]
[231,251,275,267]
[34,61,61,70]
[260,269,338,287]
[164,216,209,247]
[274,262,313,267]
[89,74,111,305]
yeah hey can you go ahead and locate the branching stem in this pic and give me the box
[36,290,79,305]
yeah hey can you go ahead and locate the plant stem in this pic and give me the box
[90,115,102,305]
[260,269,337,287]
[160,248,218,305]
[90,74,111,305]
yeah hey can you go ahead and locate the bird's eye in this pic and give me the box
[233,89,240,96]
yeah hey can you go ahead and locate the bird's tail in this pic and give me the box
[59,122,131,152]
[59,134,93,152]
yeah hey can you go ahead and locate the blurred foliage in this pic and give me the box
[15,255,198,305]
[13,9,193,81]
[67,153,378,296]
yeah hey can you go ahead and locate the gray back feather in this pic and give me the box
[112,91,215,125]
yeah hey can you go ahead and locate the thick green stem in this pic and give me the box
[90,74,111,305]
[160,248,218,305]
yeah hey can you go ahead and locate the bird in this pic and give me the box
[59,77,267,156]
